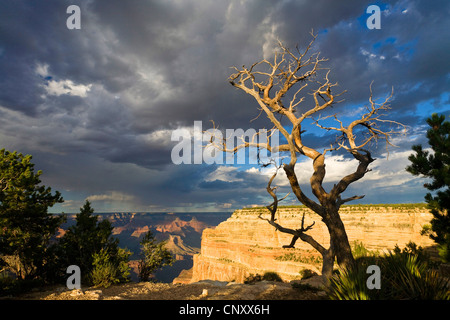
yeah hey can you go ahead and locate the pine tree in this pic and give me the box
[138,231,174,282]
[406,113,450,262]
[60,200,131,285]
[0,149,64,280]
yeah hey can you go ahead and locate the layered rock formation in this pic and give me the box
[107,213,230,282]
[182,205,435,284]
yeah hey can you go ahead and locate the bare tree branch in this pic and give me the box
[264,162,290,221]
[210,33,406,281]
[337,195,366,208]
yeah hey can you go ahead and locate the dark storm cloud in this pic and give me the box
[0,0,448,211]
[314,0,450,113]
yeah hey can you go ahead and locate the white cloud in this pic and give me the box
[35,63,92,98]
[362,149,426,188]
[35,63,49,78]
[61,199,83,209]
[261,17,281,60]
[143,128,177,148]
[250,149,418,190]
[87,191,136,202]
[45,79,92,98]
[245,167,260,174]
[359,47,386,61]
[204,166,243,182]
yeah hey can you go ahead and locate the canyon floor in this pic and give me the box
[14,276,327,300]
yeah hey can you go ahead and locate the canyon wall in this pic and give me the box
[181,205,435,284]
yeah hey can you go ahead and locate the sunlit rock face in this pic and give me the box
[186,205,435,283]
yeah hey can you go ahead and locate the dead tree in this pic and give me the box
[211,33,405,282]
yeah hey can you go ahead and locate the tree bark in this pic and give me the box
[321,247,334,284]
[323,204,355,270]
[283,162,355,278]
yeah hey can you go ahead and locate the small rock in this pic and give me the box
[317,291,327,297]
[88,289,103,295]
[85,289,103,300]
[200,289,208,297]
[244,293,256,300]
[69,289,84,297]
[226,281,239,286]
[273,284,290,290]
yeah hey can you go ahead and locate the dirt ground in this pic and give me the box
[12,277,327,300]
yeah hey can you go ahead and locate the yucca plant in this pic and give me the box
[328,248,450,300]
[383,252,449,300]
[328,264,372,300]
[328,256,384,300]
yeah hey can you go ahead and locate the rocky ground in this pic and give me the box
[12,276,327,300]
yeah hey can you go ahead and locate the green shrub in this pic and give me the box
[275,252,322,264]
[90,249,118,288]
[59,200,131,286]
[0,276,44,297]
[300,269,318,280]
[328,245,450,300]
[262,271,283,282]
[438,238,450,263]
[291,282,321,293]
[244,271,283,284]
[244,273,263,284]
[327,257,376,300]
[351,241,371,258]
[383,253,448,299]
[90,247,131,288]
[138,231,174,282]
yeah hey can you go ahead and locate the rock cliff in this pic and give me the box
[181,205,435,284]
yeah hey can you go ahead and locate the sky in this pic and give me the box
[0,0,449,213]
